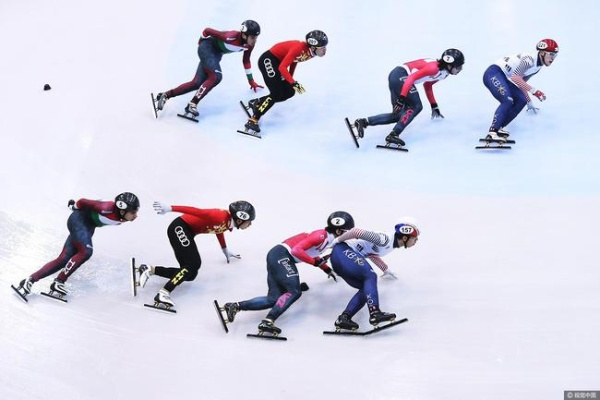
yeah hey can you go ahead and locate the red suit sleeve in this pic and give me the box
[75,198,115,213]
[290,230,327,265]
[423,81,439,104]
[171,206,230,248]
[216,233,226,249]
[171,205,210,218]
[242,49,252,70]
[202,27,229,42]
[278,43,306,84]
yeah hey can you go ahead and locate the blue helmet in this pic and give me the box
[393,217,420,247]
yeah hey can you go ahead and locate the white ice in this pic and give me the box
[1,0,599,399]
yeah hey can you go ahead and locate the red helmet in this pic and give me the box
[536,39,559,52]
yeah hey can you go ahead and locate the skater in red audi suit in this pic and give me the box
[243,29,329,133]
[140,200,256,308]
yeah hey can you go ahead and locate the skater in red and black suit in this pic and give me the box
[13,192,140,300]
[140,200,256,309]
[154,20,263,118]
[243,29,329,133]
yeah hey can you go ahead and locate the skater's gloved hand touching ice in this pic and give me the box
[526,101,539,114]
[249,79,263,92]
[382,269,398,280]
[153,201,172,215]
[222,247,241,263]
[430,103,444,119]
[292,81,306,94]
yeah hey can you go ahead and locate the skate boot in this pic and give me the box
[223,302,240,322]
[258,318,282,335]
[369,310,396,326]
[334,313,359,331]
[18,277,33,295]
[153,288,175,308]
[385,132,405,146]
[248,99,259,114]
[138,264,154,288]
[185,102,199,117]
[50,279,68,297]
[155,93,168,110]
[245,117,261,133]
[486,129,507,142]
[354,118,369,138]
[497,128,510,138]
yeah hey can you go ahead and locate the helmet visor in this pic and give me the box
[313,46,327,57]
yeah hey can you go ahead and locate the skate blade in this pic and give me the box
[177,113,199,123]
[151,93,158,119]
[334,325,359,332]
[324,317,408,336]
[475,140,512,150]
[247,332,287,341]
[144,303,177,314]
[376,144,408,152]
[11,285,29,303]
[479,138,515,144]
[236,129,262,139]
[239,100,252,118]
[344,117,360,148]
[131,257,138,297]
[41,291,68,303]
[213,300,230,333]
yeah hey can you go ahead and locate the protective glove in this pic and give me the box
[322,266,337,282]
[152,201,172,215]
[67,199,77,210]
[313,256,329,268]
[222,247,241,263]
[431,103,444,119]
[526,101,539,114]
[313,256,336,281]
[532,90,546,101]
[249,79,263,92]
[382,269,398,280]
[393,96,406,113]
[292,81,306,94]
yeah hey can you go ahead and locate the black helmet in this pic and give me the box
[241,20,260,36]
[440,48,465,68]
[306,30,328,47]
[115,192,140,212]
[326,211,354,232]
[229,200,256,224]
